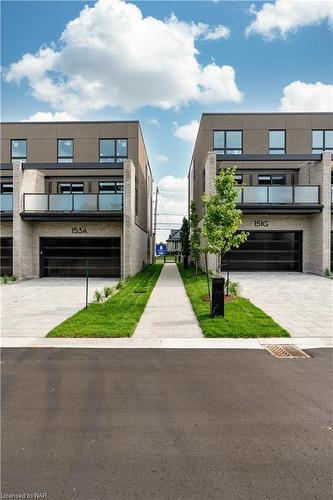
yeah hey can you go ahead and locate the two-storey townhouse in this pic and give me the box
[189,113,333,275]
[0,121,153,279]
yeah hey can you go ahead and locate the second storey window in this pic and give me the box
[99,139,128,162]
[312,130,333,153]
[234,174,243,185]
[213,131,242,155]
[58,139,73,163]
[11,139,27,162]
[258,175,286,185]
[99,181,124,193]
[58,183,83,194]
[269,130,285,154]
[1,183,13,193]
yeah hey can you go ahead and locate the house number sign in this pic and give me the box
[254,220,269,228]
[71,227,88,234]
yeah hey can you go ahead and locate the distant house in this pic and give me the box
[166,228,181,254]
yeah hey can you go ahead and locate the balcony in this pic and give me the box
[21,193,123,221]
[236,185,322,214]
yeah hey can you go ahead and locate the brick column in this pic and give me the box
[123,160,136,277]
[307,152,331,275]
[13,162,45,280]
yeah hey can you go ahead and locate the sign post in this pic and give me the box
[155,243,167,258]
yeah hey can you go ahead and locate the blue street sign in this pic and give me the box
[156,243,167,256]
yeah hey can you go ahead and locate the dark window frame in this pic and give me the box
[57,139,74,163]
[11,139,27,162]
[1,183,13,193]
[213,130,243,155]
[258,174,286,185]
[57,182,84,194]
[312,129,333,153]
[268,130,286,154]
[99,138,128,163]
[234,174,243,185]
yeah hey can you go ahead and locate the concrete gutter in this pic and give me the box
[1,337,332,349]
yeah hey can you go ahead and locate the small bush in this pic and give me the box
[116,278,126,290]
[227,280,240,297]
[94,290,103,303]
[104,286,114,298]
[11,275,17,282]
[1,275,10,284]
[324,268,333,279]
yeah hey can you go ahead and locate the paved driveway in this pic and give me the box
[1,278,117,339]
[232,272,333,338]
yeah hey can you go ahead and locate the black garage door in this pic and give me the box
[228,231,302,272]
[40,238,121,278]
[0,237,13,276]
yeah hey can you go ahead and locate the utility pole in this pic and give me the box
[153,186,159,263]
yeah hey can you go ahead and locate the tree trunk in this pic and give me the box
[205,253,210,299]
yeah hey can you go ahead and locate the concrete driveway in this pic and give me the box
[232,272,333,338]
[1,278,117,339]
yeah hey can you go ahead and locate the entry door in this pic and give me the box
[228,231,302,271]
[40,237,121,277]
[0,237,13,276]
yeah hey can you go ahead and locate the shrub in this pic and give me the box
[104,286,114,298]
[1,275,10,284]
[11,275,17,282]
[324,268,333,279]
[227,280,240,297]
[116,278,126,290]
[94,290,103,303]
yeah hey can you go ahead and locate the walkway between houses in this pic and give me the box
[133,263,203,338]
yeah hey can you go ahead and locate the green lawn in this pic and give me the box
[48,264,163,338]
[178,264,290,338]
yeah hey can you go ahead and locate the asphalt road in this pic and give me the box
[1,348,332,500]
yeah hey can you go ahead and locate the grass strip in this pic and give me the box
[48,264,163,338]
[178,264,290,338]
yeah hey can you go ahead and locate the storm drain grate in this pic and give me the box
[264,344,311,359]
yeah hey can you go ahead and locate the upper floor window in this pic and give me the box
[99,181,123,193]
[234,174,243,185]
[213,131,242,155]
[258,175,286,185]
[11,139,27,162]
[58,183,83,194]
[269,130,285,154]
[1,183,13,193]
[312,130,333,153]
[99,139,128,163]
[58,139,73,163]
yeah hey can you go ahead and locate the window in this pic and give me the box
[269,130,285,154]
[312,130,333,153]
[58,139,73,163]
[99,181,123,193]
[234,174,243,185]
[1,183,13,193]
[258,175,286,185]
[11,140,27,162]
[99,139,128,162]
[213,131,242,155]
[58,183,83,194]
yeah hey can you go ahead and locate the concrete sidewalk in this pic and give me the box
[133,263,203,338]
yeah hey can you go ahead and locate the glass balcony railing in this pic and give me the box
[0,194,13,212]
[23,193,123,212]
[236,185,320,204]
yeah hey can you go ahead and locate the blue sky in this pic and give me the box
[2,0,333,239]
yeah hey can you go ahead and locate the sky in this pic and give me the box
[1,0,333,241]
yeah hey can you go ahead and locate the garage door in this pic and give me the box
[40,238,121,278]
[0,237,13,276]
[228,231,302,272]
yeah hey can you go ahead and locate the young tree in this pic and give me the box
[202,167,248,291]
[189,200,201,275]
[180,217,190,269]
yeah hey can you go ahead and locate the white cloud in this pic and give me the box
[246,0,333,39]
[23,111,78,122]
[156,176,188,243]
[204,24,230,40]
[148,118,159,126]
[173,120,200,144]
[155,153,169,163]
[5,0,242,117]
[280,81,333,111]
